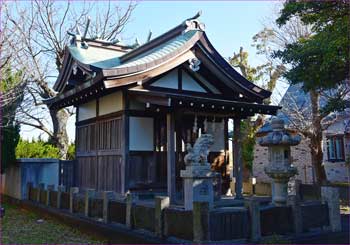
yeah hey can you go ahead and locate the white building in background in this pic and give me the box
[253,84,350,184]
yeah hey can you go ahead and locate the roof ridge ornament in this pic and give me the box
[189,57,201,72]
[183,10,205,33]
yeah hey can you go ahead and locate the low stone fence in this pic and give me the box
[209,207,249,241]
[25,182,341,243]
[260,206,294,235]
[299,184,349,205]
[164,207,193,240]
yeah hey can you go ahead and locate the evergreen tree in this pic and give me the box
[274,1,350,184]
[0,67,24,172]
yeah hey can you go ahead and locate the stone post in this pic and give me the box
[155,196,170,238]
[244,198,261,242]
[37,183,45,202]
[321,186,341,232]
[26,182,33,200]
[46,185,55,206]
[69,187,79,213]
[294,179,302,200]
[287,195,302,234]
[193,201,210,243]
[57,185,66,209]
[126,193,136,228]
[84,188,95,217]
[102,191,115,223]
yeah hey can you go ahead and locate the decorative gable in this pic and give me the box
[150,69,178,89]
[149,68,219,94]
[182,72,206,93]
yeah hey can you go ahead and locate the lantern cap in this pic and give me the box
[258,117,301,146]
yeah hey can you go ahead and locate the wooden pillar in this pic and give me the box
[234,118,243,199]
[122,90,130,195]
[167,113,176,204]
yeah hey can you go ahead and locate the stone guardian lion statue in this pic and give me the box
[184,134,214,166]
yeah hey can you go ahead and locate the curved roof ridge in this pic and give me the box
[120,13,205,63]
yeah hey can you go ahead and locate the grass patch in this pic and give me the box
[0,202,106,244]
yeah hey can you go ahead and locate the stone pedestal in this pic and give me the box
[180,165,214,210]
[266,171,296,206]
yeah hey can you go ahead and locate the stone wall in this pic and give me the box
[21,183,338,243]
[254,131,349,184]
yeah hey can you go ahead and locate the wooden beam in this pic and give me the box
[167,112,176,204]
[178,68,182,91]
[233,117,243,199]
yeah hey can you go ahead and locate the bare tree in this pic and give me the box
[2,0,136,158]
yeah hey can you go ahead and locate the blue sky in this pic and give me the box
[124,1,274,66]
[21,1,288,141]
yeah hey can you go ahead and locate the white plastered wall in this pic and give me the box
[151,69,178,89]
[78,100,96,121]
[99,91,123,115]
[182,72,206,93]
[129,117,154,151]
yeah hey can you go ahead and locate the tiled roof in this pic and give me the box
[116,30,198,69]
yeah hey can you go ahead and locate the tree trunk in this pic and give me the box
[49,108,69,159]
[309,89,327,184]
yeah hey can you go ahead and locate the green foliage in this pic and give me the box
[1,125,20,173]
[67,143,76,160]
[1,66,24,172]
[15,138,60,159]
[241,120,259,171]
[239,122,257,172]
[0,66,23,93]
[274,1,349,92]
[15,138,76,160]
[229,47,280,172]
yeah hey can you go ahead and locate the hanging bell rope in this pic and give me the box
[212,116,216,132]
[204,117,208,133]
[193,114,198,133]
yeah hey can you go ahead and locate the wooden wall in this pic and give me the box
[76,117,123,193]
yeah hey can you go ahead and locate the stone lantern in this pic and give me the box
[258,118,301,206]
